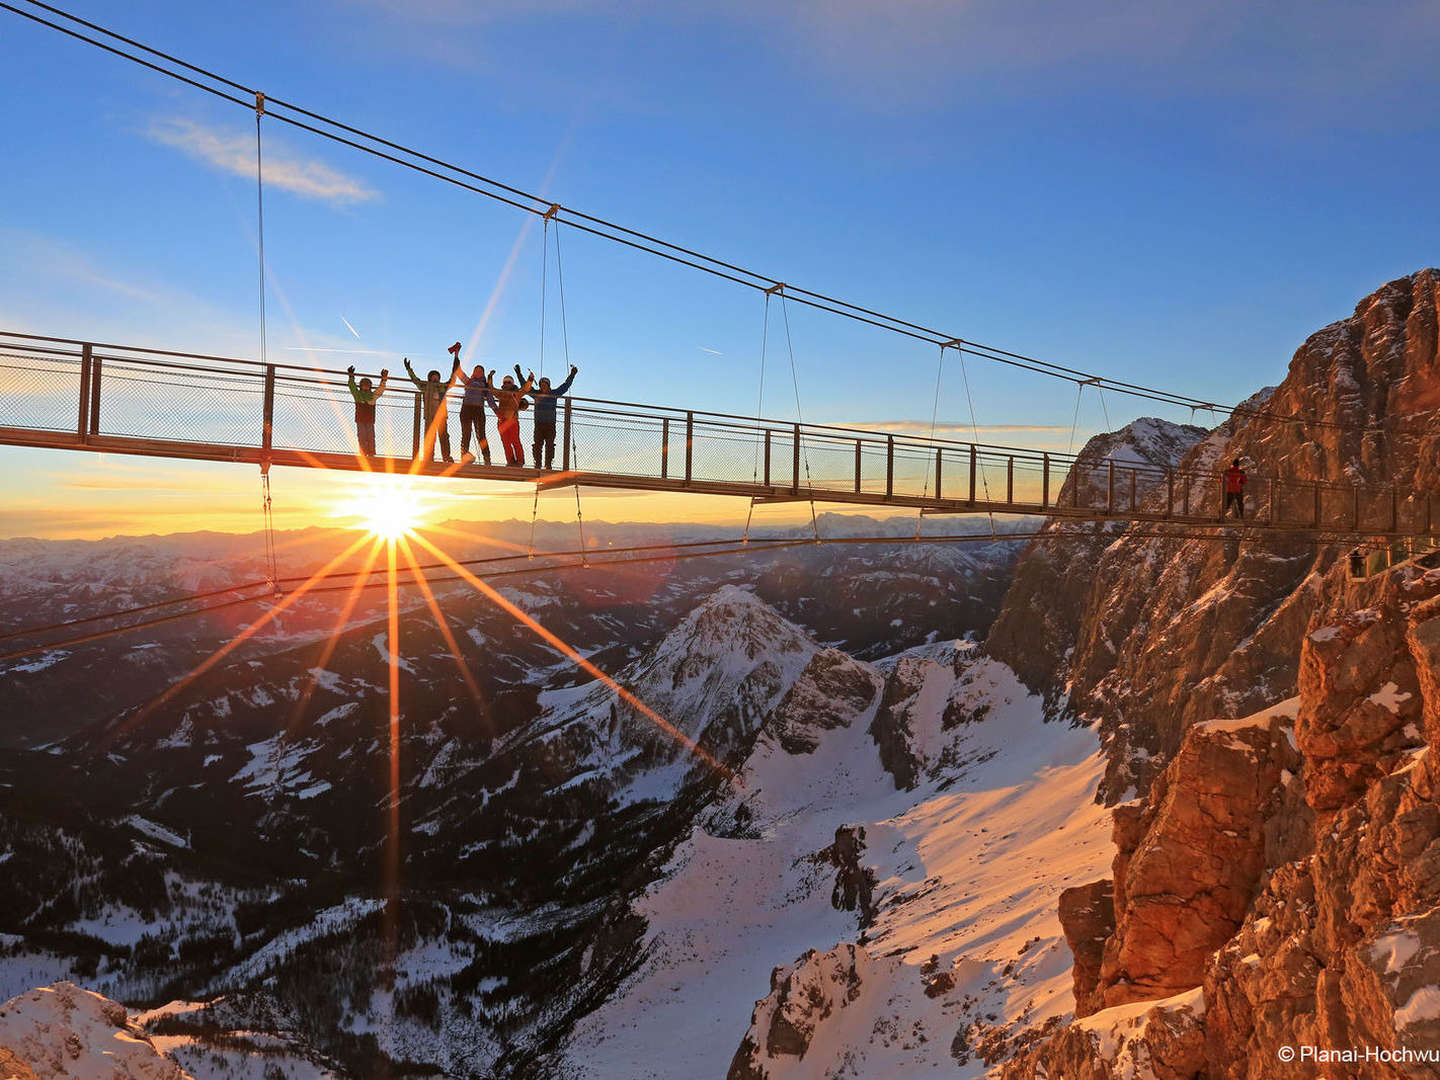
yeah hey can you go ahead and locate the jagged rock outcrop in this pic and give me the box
[0,982,190,1079]
[727,944,882,1080]
[1097,701,1302,1008]
[769,648,882,755]
[1026,553,1440,1077]
[985,417,1207,708]
[999,988,1206,1080]
[1060,878,1115,1017]
[989,269,1440,801]
[868,644,1029,789]
[826,825,879,926]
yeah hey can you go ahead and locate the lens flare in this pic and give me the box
[347,480,424,539]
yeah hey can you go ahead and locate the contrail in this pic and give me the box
[340,315,362,339]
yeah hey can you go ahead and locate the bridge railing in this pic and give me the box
[0,330,1433,535]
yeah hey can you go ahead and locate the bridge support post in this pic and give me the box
[1426,493,1433,536]
[1042,453,1050,508]
[792,423,801,496]
[77,343,92,443]
[88,354,102,437]
[411,394,422,457]
[1314,482,1321,528]
[563,397,573,472]
[685,411,693,485]
[854,440,862,493]
[262,364,275,453]
[885,435,893,499]
[1182,475,1190,517]
[936,449,943,500]
[1353,486,1360,531]
[1393,489,1400,533]
[1166,469,1174,518]
[1267,477,1275,525]
[1006,456,1013,504]
[1130,469,1137,513]
[1106,460,1114,513]
[661,416,669,479]
[763,429,771,487]
[968,445,977,507]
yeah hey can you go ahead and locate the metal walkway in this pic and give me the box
[1,330,1435,539]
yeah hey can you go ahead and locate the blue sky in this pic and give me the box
[2,0,1439,537]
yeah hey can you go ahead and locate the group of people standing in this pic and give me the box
[346,341,578,469]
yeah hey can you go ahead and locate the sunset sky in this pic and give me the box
[3,0,1439,538]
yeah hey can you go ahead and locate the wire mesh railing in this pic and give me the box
[0,329,1435,536]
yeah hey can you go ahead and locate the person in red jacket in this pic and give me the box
[1223,458,1247,520]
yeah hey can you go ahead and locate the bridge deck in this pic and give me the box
[0,330,1434,540]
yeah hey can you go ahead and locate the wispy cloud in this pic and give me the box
[147,117,379,205]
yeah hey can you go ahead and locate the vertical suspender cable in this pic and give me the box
[916,343,945,538]
[539,215,549,381]
[254,91,279,593]
[954,343,997,541]
[779,292,820,543]
[552,219,586,561]
[743,293,771,544]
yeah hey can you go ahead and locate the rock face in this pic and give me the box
[1026,554,1440,1077]
[1011,271,1440,1076]
[726,944,881,1080]
[1059,878,1115,1017]
[985,417,1208,710]
[989,269,1440,801]
[1097,701,1302,1008]
[999,988,1206,1080]
[0,982,190,1080]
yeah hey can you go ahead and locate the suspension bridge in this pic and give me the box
[1,329,1435,539]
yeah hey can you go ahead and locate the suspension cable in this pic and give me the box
[0,0,1399,438]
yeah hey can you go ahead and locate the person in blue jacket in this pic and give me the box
[453,348,497,466]
[515,363,578,470]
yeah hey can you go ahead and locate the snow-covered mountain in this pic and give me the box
[0,583,1104,1079]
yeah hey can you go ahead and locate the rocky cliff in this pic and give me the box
[1007,553,1440,1077]
[989,269,1440,801]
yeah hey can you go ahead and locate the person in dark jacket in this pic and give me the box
[347,365,389,457]
[1223,458,1247,520]
[491,372,534,466]
[452,347,497,466]
[515,363,577,470]
[404,352,461,464]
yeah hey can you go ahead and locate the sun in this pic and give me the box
[350,481,424,540]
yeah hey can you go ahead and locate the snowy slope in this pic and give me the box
[556,643,1112,1078]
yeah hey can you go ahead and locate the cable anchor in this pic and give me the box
[544,202,561,221]
[254,90,266,117]
[764,282,786,296]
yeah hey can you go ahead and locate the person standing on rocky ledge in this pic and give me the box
[1223,458,1247,520]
